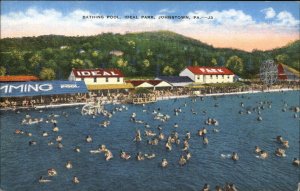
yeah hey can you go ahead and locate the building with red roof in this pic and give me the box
[179,66,235,84]
[0,75,39,83]
[68,68,124,85]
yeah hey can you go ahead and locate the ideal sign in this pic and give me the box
[76,70,119,77]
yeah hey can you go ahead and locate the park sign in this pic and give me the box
[0,80,88,97]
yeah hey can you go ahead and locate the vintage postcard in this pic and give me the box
[0,1,299,191]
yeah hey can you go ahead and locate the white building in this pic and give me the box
[68,68,124,85]
[179,66,235,84]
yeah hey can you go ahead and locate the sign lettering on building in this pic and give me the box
[76,70,119,77]
[0,84,53,94]
[199,68,224,73]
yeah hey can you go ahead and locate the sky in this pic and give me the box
[1,1,299,51]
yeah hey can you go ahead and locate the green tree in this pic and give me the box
[39,67,55,80]
[226,55,244,75]
[162,65,175,75]
[0,66,6,76]
[71,58,85,69]
[29,53,42,69]
[143,59,150,68]
[210,58,217,66]
[146,49,153,57]
[275,54,289,64]
[116,58,128,67]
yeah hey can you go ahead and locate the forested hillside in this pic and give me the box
[0,31,298,80]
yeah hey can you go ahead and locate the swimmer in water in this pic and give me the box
[120,150,131,160]
[185,151,191,160]
[57,142,63,149]
[282,140,289,148]
[29,141,37,146]
[161,158,168,168]
[74,146,80,153]
[166,142,172,151]
[47,168,57,176]
[203,136,209,145]
[158,132,165,140]
[178,155,187,166]
[215,185,222,191]
[275,148,285,157]
[72,176,80,184]
[292,158,300,166]
[276,136,283,143]
[232,152,239,161]
[136,152,145,161]
[39,176,51,183]
[86,135,92,143]
[133,130,142,142]
[104,149,113,161]
[65,161,73,169]
[201,183,210,191]
[255,146,261,153]
[56,136,62,142]
[259,150,268,159]
[185,131,191,140]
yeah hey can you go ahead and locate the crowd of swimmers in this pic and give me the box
[11,89,300,190]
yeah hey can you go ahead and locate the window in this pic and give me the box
[210,75,212,79]
[216,75,218,79]
[227,76,230,79]
[81,78,84,81]
[222,75,224,79]
[197,76,200,80]
[117,77,120,82]
[94,78,97,83]
[106,77,109,82]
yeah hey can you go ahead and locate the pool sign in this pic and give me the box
[0,81,88,97]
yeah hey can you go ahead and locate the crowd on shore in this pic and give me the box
[1,82,299,109]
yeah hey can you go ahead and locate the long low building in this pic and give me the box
[180,66,235,84]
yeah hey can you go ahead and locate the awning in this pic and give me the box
[87,83,134,90]
[186,83,206,89]
[0,81,88,97]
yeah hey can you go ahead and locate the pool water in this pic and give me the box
[1,91,299,191]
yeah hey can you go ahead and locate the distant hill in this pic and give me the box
[0,31,298,79]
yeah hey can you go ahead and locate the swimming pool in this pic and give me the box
[1,91,299,191]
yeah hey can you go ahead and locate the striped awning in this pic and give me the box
[186,83,206,89]
[87,83,134,90]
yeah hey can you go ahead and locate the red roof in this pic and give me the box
[146,80,163,86]
[186,66,234,75]
[72,68,124,78]
[126,80,150,86]
[0,75,39,82]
